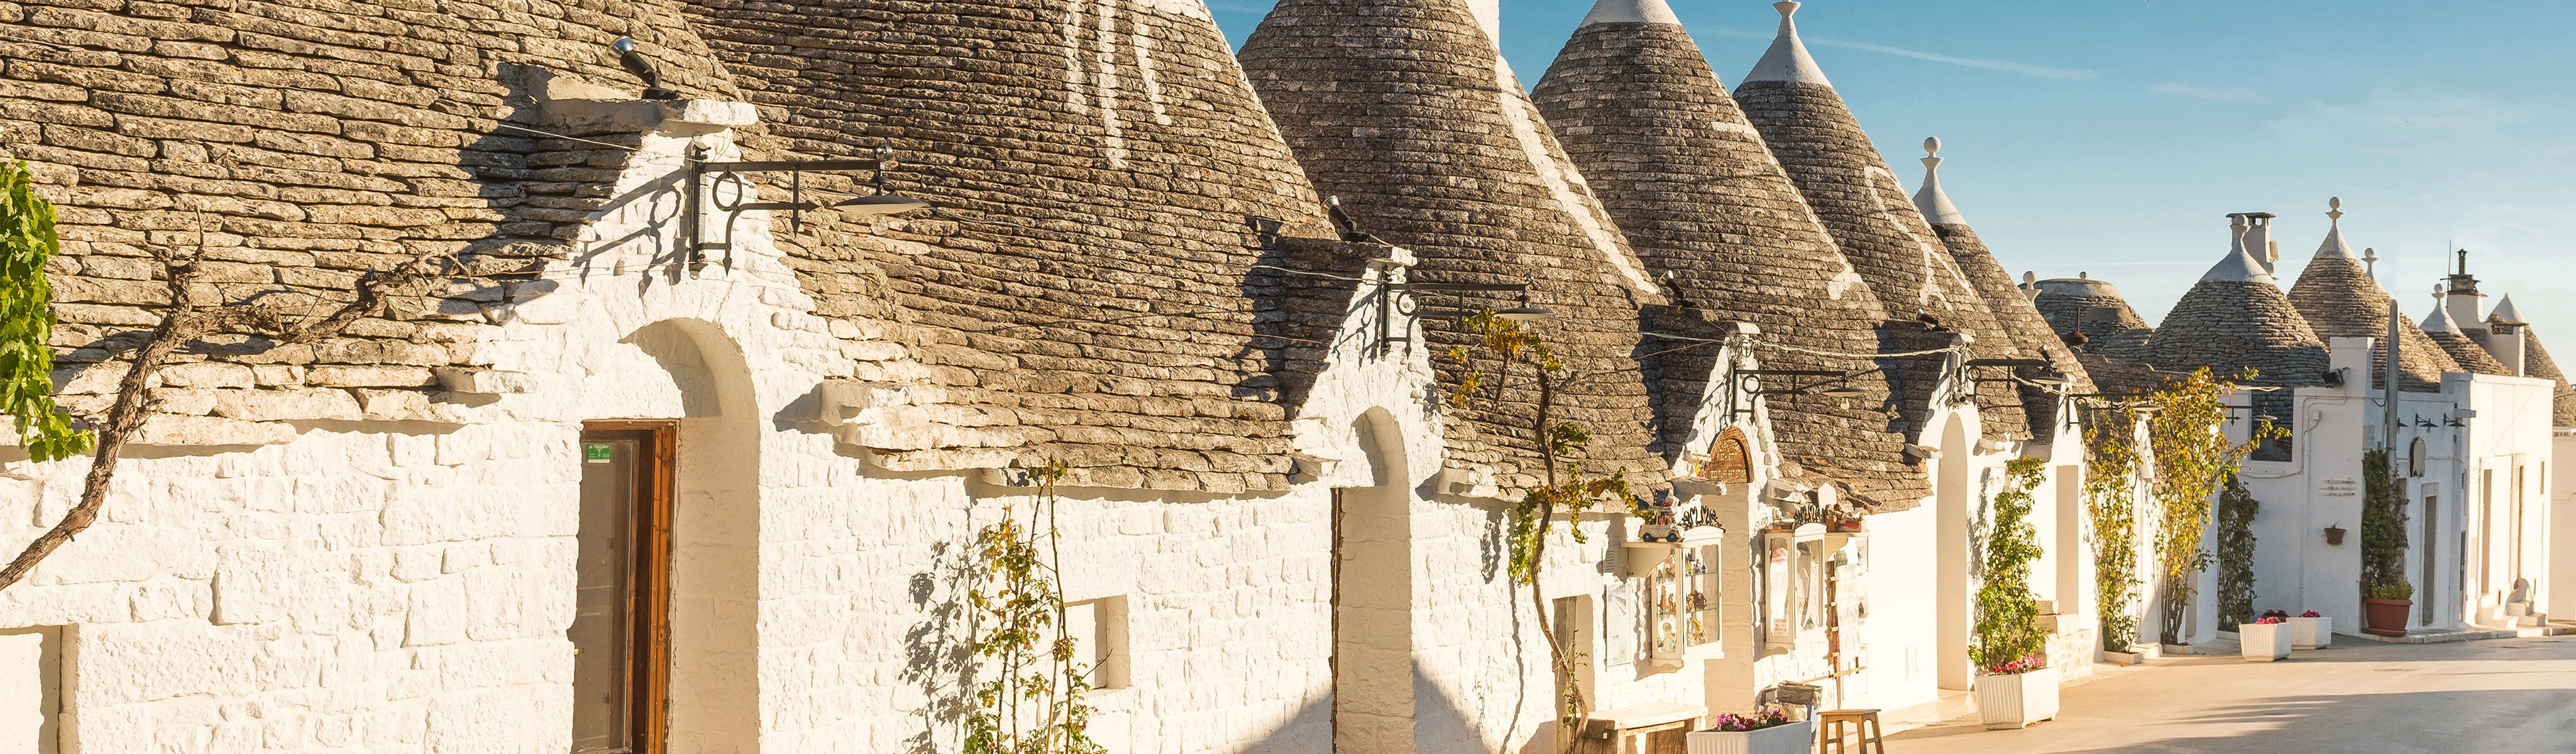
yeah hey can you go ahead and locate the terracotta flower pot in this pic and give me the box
[2362,598,2412,637]
[2323,527,2345,545]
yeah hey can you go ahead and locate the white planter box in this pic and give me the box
[2239,622,2292,661]
[1974,665,2061,729]
[2288,616,2331,649]
[1686,720,1814,754]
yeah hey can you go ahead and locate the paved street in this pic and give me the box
[1890,637,2576,753]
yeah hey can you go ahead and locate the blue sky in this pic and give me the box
[1208,1,2576,339]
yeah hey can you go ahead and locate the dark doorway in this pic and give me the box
[575,422,676,753]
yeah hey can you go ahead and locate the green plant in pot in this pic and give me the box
[2358,449,2413,637]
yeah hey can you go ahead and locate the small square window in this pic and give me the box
[0,625,67,754]
[1064,596,1130,691]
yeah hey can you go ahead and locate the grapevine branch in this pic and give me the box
[0,227,431,593]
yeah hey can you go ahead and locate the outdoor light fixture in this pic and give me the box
[2416,415,2437,429]
[1729,368,1876,418]
[1375,275,1541,356]
[687,145,931,269]
[2445,415,2465,427]
[1494,287,1555,324]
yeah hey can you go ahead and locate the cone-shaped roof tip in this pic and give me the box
[2492,294,2529,324]
[1912,136,1966,226]
[2424,289,2463,333]
[1744,1,1830,86]
[1580,0,1682,27]
[2204,214,2274,283]
[2315,196,2355,260]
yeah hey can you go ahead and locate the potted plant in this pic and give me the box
[2288,609,2332,649]
[1972,459,2059,729]
[1975,656,2061,729]
[2323,524,2346,546]
[2359,450,2411,637]
[2362,579,2413,637]
[2238,616,2292,661]
[1686,705,1812,754]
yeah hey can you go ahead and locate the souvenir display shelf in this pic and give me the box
[1624,527,1724,669]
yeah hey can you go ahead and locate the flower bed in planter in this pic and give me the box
[2289,611,2331,649]
[1974,662,2060,730]
[1686,707,1812,754]
[2239,618,2291,661]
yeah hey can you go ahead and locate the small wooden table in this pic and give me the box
[1575,702,1706,754]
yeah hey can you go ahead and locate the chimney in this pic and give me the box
[2487,324,2528,376]
[1465,0,1500,45]
[2447,249,2487,335]
[2242,212,2278,276]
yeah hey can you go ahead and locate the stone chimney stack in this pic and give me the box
[2242,212,2279,276]
[2446,249,2487,336]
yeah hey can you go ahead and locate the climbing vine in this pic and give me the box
[2359,449,2412,600]
[2213,476,2259,629]
[2144,368,2279,647]
[0,160,94,462]
[964,460,1105,754]
[1447,310,1639,754]
[1971,457,2049,673]
[2082,406,2143,651]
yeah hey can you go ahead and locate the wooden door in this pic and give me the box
[573,423,674,753]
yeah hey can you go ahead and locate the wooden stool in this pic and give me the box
[1815,709,1885,754]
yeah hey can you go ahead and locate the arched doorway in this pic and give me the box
[1935,414,1973,691]
[1334,409,1413,753]
[570,319,763,752]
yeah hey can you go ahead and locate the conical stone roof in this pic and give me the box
[1734,1,2036,444]
[1529,0,1926,507]
[2144,229,2331,394]
[1240,0,1670,493]
[2517,326,2576,427]
[1910,141,2096,438]
[2285,200,2459,392]
[2032,277,2155,361]
[679,0,1358,491]
[2422,302,2513,375]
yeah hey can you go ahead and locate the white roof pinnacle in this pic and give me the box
[1743,1,1832,87]
[2423,287,2463,333]
[1911,136,1967,226]
[2203,213,2274,284]
[2491,294,2528,324]
[1579,0,1682,27]
[2314,197,2355,260]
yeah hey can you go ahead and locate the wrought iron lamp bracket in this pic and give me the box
[1374,282,1529,357]
[686,145,892,270]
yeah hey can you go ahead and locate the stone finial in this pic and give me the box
[1744,1,1831,86]
[1910,136,1966,226]
[2314,197,2355,260]
[2363,247,2379,276]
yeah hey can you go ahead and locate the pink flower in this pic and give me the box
[2300,610,2322,618]
[2254,616,2285,625]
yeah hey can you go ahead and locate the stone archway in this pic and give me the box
[1935,413,1973,691]
[1334,408,1414,753]
[585,319,764,751]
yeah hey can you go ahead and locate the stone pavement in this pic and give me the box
[1888,635,2576,753]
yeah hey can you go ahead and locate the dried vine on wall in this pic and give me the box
[1448,310,1639,754]
[2082,405,2144,651]
[0,160,429,593]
